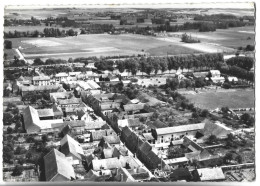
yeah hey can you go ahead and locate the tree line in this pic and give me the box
[97,53,223,75]
[226,56,254,71]
[4,28,79,38]
[217,63,254,82]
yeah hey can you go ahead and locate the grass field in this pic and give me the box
[8,34,202,60]
[185,89,254,110]
[170,26,255,49]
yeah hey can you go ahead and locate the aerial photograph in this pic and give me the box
[2,2,255,182]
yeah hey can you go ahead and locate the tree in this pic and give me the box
[192,111,199,118]
[224,152,233,163]
[7,127,13,134]
[3,144,14,163]
[221,107,229,114]
[240,113,254,127]
[33,58,44,66]
[4,40,12,49]
[195,77,205,88]
[235,155,243,164]
[3,112,14,125]
[12,165,24,176]
[200,109,209,117]
[207,135,217,144]
[42,134,48,143]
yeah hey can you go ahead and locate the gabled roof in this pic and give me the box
[32,76,50,81]
[138,141,152,155]
[44,149,75,181]
[143,133,154,141]
[195,167,225,181]
[102,135,120,144]
[60,134,84,160]
[22,106,41,132]
[123,103,145,112]
[156,123,205,136]
[21,85,61,92]
[37,109,54,118]
[55,72,68,77]
[121,126,132,138]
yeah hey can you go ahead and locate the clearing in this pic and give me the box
[185,88,254,110]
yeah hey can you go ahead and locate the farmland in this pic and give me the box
[169,26,255,49]
[185,89,254,110]
[6,25,254,60]
[8,34,202,60]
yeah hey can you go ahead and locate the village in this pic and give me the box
[2,51,255,182]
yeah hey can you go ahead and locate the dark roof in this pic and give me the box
[44,149,75,181]
[169,168,192,181]
[138,142,152,155]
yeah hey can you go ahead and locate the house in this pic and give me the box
[209,70,225,83]
[44,149,75,181]
[192,167,225,181]
[152,123,205,143]
[60,120,106,135]
[142,133,155,144]
[123,103,146,114]
[58,98,82,108]
[55,72,68,82]
[60,134,84,161]
[20,85,62,96]
[99,135,121,147]
[32,76,51,86]
[137,141,170,171]
[101,146,129,159]
[50,92,75,103]
[228,76,238,82]
[118,118,143,129]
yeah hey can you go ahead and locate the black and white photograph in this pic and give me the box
[1,0,256,183]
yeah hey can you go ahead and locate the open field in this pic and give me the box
[8,34,203,60]
[169,26,255,49]
[185,89,254,110]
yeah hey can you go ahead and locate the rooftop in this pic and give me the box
[156,123,205,136]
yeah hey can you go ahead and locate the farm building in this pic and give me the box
[22,106,63,133]
[152,123,205,143]
[209,70,225,83]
